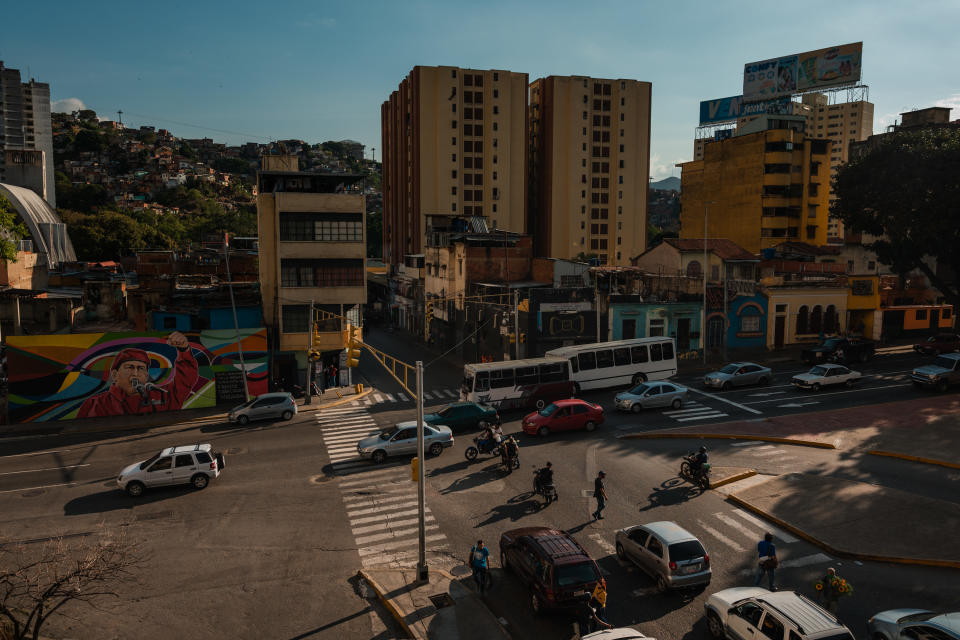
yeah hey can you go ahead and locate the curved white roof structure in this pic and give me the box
[0,182,76,266]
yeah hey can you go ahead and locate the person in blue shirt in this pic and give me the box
[754,532,777,591]
[469,539,490,594]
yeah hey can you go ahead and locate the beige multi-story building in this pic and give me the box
[529,76,651,266]
[381,66,528,265]
[256,155,366,385]
[0,62,55,208]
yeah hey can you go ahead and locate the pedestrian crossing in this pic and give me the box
[662,400,729,423]
[317,406,451,568]
[356,388,461,408]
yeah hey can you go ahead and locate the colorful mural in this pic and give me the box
[6,329,268,423]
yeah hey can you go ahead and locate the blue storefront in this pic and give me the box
[608,296,703,353]
[705,288,768,350]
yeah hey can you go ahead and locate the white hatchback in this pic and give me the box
[117,444,224,497]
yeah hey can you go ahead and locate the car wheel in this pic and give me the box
[584,421,596,432]
[573,383,581,395]
[845,378,855,388]
[631,403,643,414]
[530,590,542,615]
[811,383,821,392]
[125,481,145,497]
[656,573,669,593]
[616,542,626,560]
[707,612,725,639]
[671,398,682,409]
[372,450,387,464]
[429,442,444,456]
[281,410,293,421]
[237,414,249,426]
[937,379,950,393]
[191,473,209,490]
[632,373,647,386]
[721,381,731,392]
[759,376,770,386]
[538,426,550,437]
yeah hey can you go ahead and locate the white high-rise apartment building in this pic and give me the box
[0,61,55,209]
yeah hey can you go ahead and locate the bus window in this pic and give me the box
[631,345,648,363]
[614,347,631,366]
[516,366,538,386]
[650,343,663,361]
[490,369,515,389]
[569,356,579,373]
[475,372,490,391]
[539,362,568,382]
[578,352,597,370]
[596,349,614,368]
[661,342,674,360]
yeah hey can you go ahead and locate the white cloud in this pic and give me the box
[934,93,960,112]
[649,153,685,180]
[51,97,87,113]
[874,111,899,132]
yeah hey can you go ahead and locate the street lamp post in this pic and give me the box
[415,360,428,583]
[702,201,716,366]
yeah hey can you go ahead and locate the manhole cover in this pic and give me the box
[429,593,455,609]
[21,489,43,498]
[135,510,173,521]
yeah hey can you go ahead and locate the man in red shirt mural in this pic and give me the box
[78,331,199,418]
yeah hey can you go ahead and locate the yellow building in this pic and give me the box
[529,76,652,266]
[381,66,528,265]
[847,275,881,340]
[679,118,831,254]
[256,155,366,384]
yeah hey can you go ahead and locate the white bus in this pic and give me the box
[545,337,678,392]
[460,358,575,410]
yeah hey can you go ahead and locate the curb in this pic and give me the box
[726,493,960,570]
[866,449,960,470]
[358,569,415,639]
[709,469,757,489]
[619,432,836,449]
[306,388,373,412]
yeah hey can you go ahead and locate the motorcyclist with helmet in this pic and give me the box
[534,461,553,495]
[690,445,709,474]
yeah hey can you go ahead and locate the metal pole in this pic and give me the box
[514,289,520,360]
[306,299,314,405]
[595,275,601,343]
[722,264,728,362]
[416,360,428,583]
[703,203,709,366]
[223,236,250,401]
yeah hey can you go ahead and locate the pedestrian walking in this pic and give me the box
[327,362,339,389]
[468,539,490,595]
[592,471,607,520]
[814,567,852,615]
[754,532,778,591]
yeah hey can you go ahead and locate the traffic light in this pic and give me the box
[508,332,516,344]
[424,300,434,342]
[519,333,527,344]
[345,325,362,368]
[308,349,322,362]
[309,323,323,361]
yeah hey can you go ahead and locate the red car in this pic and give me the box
[914,334,960,355]
[522,398,605,436]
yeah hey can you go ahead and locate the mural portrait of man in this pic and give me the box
[77,331,199,418]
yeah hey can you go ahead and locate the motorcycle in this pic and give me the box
[532,469,558,505]
[465,436,501,461]
[500,440,520,474]
[680,453,711,489]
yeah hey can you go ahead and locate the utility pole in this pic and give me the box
[415,360,428,583]
[595,275,602,343]
[514,289,521,360]
[702,202,713,366]
[722,263,729,362]
[223,233,250,401]
[306,299,314,405]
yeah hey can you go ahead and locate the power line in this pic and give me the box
[119,111,272,141]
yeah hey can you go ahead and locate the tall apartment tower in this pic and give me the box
[381,66,528,265]
[529,76,651,266]
[0,62,55,209]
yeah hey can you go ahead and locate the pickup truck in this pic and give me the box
[911,353,960,392]
[801,337,875,365]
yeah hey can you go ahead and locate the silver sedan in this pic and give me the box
[704,362,772,390]
[356,421,454,464]
[615,381,688,413]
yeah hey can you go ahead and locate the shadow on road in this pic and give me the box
[475,493,542,528]
[637,477,703,512]
[437,462,504,494]
[63,488,180,515]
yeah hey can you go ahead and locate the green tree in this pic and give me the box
[0,195,29,262]
[366,209,382,259]
[832,127,960,309]
[60,209,172,259]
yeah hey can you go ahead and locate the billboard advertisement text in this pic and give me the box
[699,95,794,125]
[6,329,268,423]
[743,42,862,100]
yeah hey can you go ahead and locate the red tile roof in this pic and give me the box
[663,238,759,261]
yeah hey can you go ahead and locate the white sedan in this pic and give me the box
[791,364,861,391]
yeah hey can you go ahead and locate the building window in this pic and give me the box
[686,261,702,278]
[649,318,666,337]
[280,213,363,242]
[810,305,823,334]
[281,305,310,333]
[824,305,838,333]
[797,305,809,334]
[493,89,499,98]
[281,259,364,287]
[915,309,928,321]
[741,315,762,333]
[493,105,499,114]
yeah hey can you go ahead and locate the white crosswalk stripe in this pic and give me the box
[443,389,458,398]
[675,412,729,422]
[691,509,823,573]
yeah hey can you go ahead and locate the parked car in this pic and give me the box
[522,398,605,436]
[801,337,875,365]
[228,392,297,425]
[704,587,854,640]
[869,609,960,640]
[791,364,861,391]
[499,526,603,615]
[615,381,688,413]
[424,401,499,432]
[704,363,772,390]
[615,521,711,592]
[356,421,454,463]
[117,444,224,497]
[911,353,960,392]
[913,334,960,356]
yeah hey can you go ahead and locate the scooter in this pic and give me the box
[533,468,558,505]
[680,453,711,489]
[465,436,501,461]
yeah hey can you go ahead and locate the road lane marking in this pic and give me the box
[398,393,410,402]
[373,393,385,403]
[355,523,441,546]
[730,441,764,447]
[422,391,434,400]
[663,406,716,416]
[732,510,799,543]
[352,515,436,536]
[714,512,762,541]
[747,448,787,457]
[589,533,617,557]
[358,534,447,557]
[0,449,74,459]
[0,482,77,494]
[443,389,457,398]
[0,464,91,476]
[384,393,396,402]
[696,520,745,552]
[744,382,912,404]
[687,388,762,414]
[675,412,729,422]
[348,502,420,519]
[343,493,420,507]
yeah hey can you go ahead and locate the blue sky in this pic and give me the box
[4,0,958,179]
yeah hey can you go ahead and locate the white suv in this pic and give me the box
[117,444,224,497]
[705,587,854,640]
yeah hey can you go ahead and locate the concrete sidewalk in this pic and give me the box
[728,473,960,569]
[359,567,511,640]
